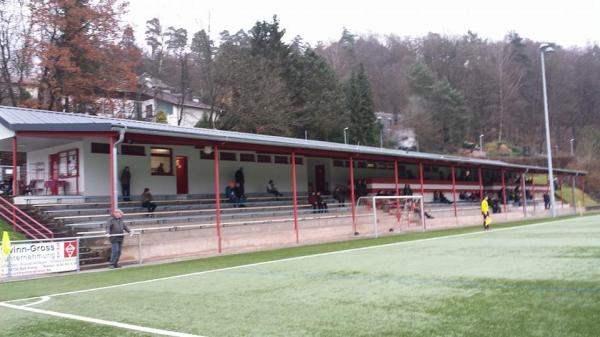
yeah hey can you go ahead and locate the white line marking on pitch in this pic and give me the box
[4,215,598,305]
[0,301,205,337]
[22,296,50,307]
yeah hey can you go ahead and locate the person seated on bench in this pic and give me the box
[234,182,246,207]
[433,190,440,202]
[410,200,434,219]
[225,181,240,207]
[439,191,453,204]
[141,188,157,213]
[266,179,283,198]
[308,192,318,213]
[316,192,328,213]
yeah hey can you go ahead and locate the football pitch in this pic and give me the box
[1,215,600,337]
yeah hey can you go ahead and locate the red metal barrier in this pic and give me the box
[0,197,53,239]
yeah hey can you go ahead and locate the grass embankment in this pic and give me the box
[0,213,596,302]
[0,219,25,241]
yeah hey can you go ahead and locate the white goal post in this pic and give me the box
[356,195,425,238]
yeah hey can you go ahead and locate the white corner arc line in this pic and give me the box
[4,215,598,305]
[0,302,205,337]
[22,296,50,307]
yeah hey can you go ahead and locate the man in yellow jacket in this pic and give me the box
[481,196,491,231]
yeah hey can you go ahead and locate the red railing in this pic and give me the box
[0,197,54,240]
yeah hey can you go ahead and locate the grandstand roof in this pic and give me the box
[0,105,586,175]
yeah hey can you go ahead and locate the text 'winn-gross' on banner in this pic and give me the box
[1,240,78,279]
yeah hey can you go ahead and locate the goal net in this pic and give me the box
[355,195,425,238]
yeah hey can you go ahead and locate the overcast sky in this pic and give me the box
[124,0,599,48]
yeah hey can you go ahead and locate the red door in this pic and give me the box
[176,156,188,194]
[315,165,326,193]
[49,154,59,195]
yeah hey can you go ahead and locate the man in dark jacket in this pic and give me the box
[105,209,132,268]
[120,167,131,201]
[235,167,245,196]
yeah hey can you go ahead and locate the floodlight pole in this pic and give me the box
[478,167,484,200]
[521,172,527,218]
[344,127,349,145]
[570,138,575,156]
[479,134,484,151]
[540,44,557,217]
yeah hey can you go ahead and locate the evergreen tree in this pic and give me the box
[346,64,376,145]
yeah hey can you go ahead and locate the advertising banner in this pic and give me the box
[0,240,79,279]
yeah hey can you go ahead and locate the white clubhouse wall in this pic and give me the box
[82,139,308,197]
[26,141,85,195]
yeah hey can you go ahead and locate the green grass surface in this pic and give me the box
[0,219,26,241]
[2,214,600,336]
[557,187,598,207]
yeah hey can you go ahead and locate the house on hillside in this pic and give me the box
[97,74,216,128]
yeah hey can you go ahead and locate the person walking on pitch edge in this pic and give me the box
[105,209,132,268]
[481,195,491,231]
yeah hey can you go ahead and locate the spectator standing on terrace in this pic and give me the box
[403,184,413,196]
[120,166,131,201]
[332,185,346,207]
[235,167,245,196]
[141,188,157,213]
[105,209,131,269]
[543,192,551,210]
[267,179,283,198]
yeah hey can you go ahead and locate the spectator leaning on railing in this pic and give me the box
[105,209,132,269]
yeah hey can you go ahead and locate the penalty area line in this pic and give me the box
[0,301,205,337]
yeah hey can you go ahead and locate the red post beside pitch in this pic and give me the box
[213,145,222,253]
[394,160,400,222]
[521,172,526,218]
[108,136,115,212]
[532,174,536,212]
[419,162,425,196]
[478,167,483,201]
[349,157,356,234]
[11,136,17,197]
[291,151,299,243]
[580,175,585,208]
[451,165,457,218]
[501,169,507,213]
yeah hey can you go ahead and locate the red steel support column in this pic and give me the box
[451,165,457,218]
[580,175,586,209]
[521,172,527,218]
[419,162,425,196]
[501,169,507,213]
[11,136,17,230]
[291,152,299,243]
[11,136,17,196]
[349,157,356,234]
[532,174,536,212]
[394,160,400,222]
[108,136,116,212]
[478,167,483,200]
[213,145,222,253]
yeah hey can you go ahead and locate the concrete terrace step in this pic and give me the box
[43,199,322,217]
[67,207,352,230]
